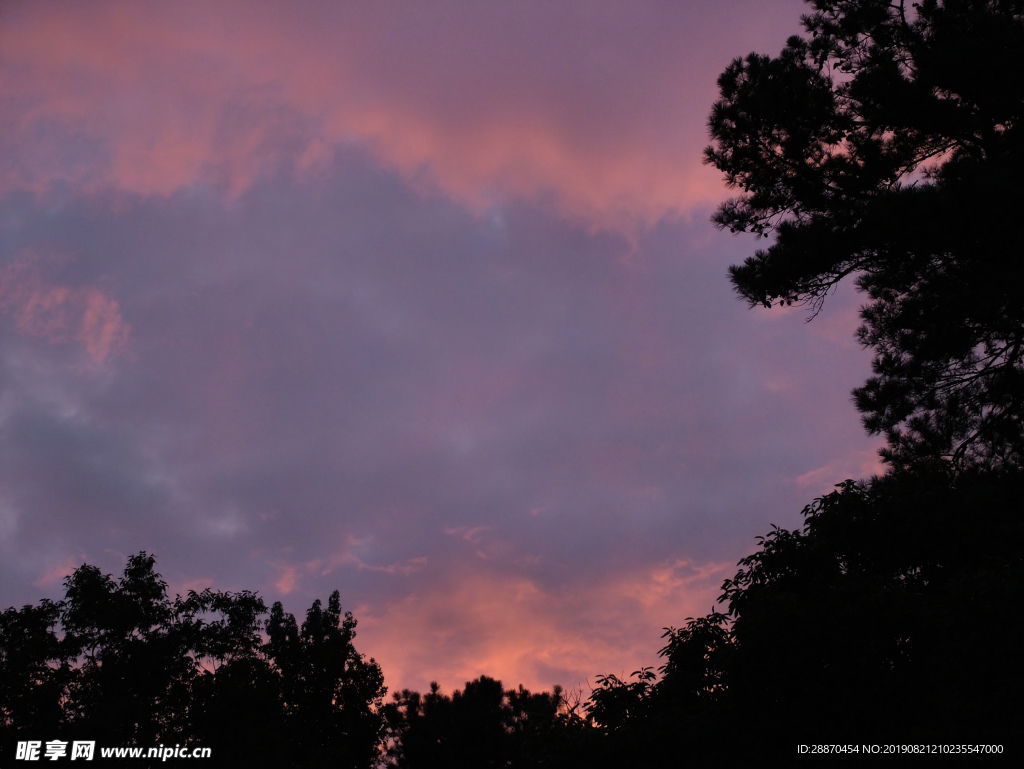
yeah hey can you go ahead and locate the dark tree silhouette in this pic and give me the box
[385,676,586,768]
[706,0,1024,468]
[579,467,1024,762]
[265,591,387,769]
[0,553,387,768]
[0,600,70,741]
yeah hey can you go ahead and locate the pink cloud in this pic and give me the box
[274,564,299,595]
[0,257,130,366]
[796,449,885,496]
[1,1,803,231]
[31,554,86,590]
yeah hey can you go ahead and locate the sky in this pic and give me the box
[0,0,882,696]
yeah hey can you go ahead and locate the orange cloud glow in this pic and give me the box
[354,557,732,695]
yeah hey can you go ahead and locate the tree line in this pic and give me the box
[4,0,1023,763]
[5,466,1021,765]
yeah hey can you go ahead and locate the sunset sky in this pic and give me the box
[0,0,882,695]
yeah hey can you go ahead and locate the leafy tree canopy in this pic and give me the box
[0,553,386,768]
[706,0,1024,468]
